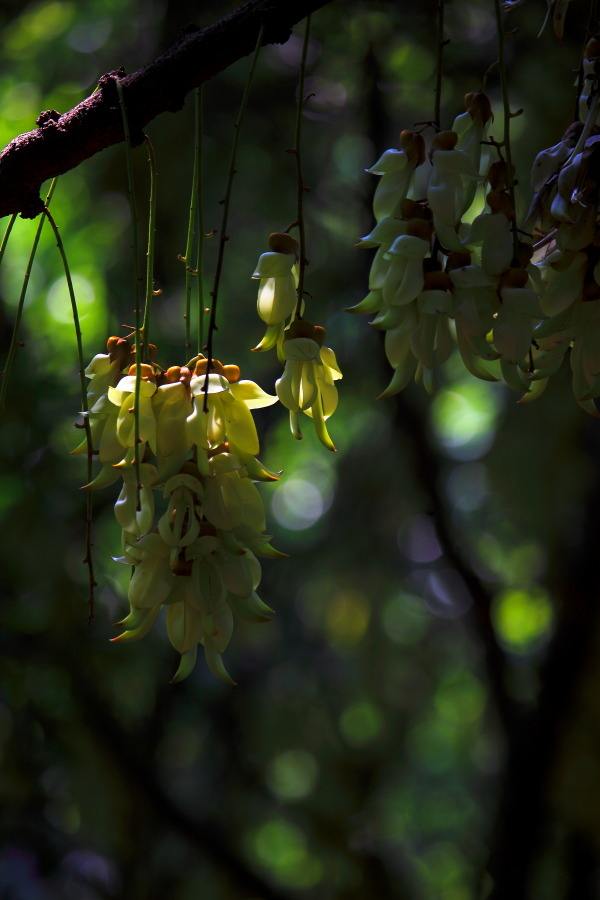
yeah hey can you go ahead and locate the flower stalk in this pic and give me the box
[44,206,97,620]
[292,14,311,321]
[116,79,144,511]
[204,24,264,411]
[183,87,202,358]
[493,0,519,259]
[0,181,57,412]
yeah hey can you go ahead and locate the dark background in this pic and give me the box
[0,0,598,897]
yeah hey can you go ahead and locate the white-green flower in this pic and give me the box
[275,326,342,451]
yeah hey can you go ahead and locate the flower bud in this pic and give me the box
[171,557,193,577]
[487,190,515,219]
[488,161,513,190]
[401,199,432,221]
[406,218,434,241]
[500,267,529,288]
[464,91,493,125]
[584,37,600,59]
[423,270,453,291]
[208,442,230,458]
[127,363,155,380]
[583,280,600,300]
[432,130,458,151]
[165,365,181,383]
[286,320,326,344]
[222,364,241,383]
[106,335,130,364]
[515,242,534,267]
[268,232,299,255]
[399,130,426,166]
[194,357,225,376]
[446,251,472,270]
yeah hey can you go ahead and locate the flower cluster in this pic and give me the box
[522,39,600,412]
[75,338,282,682]
[353,73,600,412]
[251,232,343,449]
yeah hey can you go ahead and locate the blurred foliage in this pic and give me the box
[0,0,599,898]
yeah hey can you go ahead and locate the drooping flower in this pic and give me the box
[427,130,477,252]
[186,357,277,463]
[107,363,158,459]
[468,190,515,277]
[381,219,432,307]
[251,232,299,352]
[275,321,342,451]
[494,268,545,391]
[366,130,426,222]
[154,366,194,479]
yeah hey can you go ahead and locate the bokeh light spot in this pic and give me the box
[431,381,500,459]
[266,750,318,801]
[325,590,370,646]
[340,700,383,746]
[493,588,553,652]
[271,478,328,530]
[251,819,322,888]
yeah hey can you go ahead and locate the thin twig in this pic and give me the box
[0,213,17,268]
[116,79,143,510]
[195,88,206,355]
[142,136,158,362]
[292,15,312,321]
[203,25,264,410]
[0,181,57,412]
[493,0,519,260]
[43,206,97,621]
[434,0,445,130]
[183,89,201,358]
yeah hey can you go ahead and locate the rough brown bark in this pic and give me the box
[0,0,333,220]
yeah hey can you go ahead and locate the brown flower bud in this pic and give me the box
[208,442,230,458]
[406,218,434,241]
[584,37,600,59]
[222,364,241,383]
[180,461,201,477]
[127,363,155,380]
[165,365,181,383]
[400,199,432,221]
[583,280,600,300]
[194,357,225,376]
[487,190,515,219]
[515,242,534,267]
[171,558,193,577]
[488,160,512,190]
[500,268,529,288]
[268,232,299,255]
[106,335,130,363]
[286,319,326,344]
[446,251,472,270]
[432,130,458,151]
[465,91,493,125]
[399,130,426,166]
[423,270,453,291]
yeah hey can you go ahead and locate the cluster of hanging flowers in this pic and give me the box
[352,61,600,412]
[74,337,283,683]
[521,38,600,412]
[251,232,343,450]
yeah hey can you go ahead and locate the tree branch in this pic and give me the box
[0,0,332,220]
[393,393,516,735]
[483,421,600,898]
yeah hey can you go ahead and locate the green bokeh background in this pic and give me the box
[0,1,598,898]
